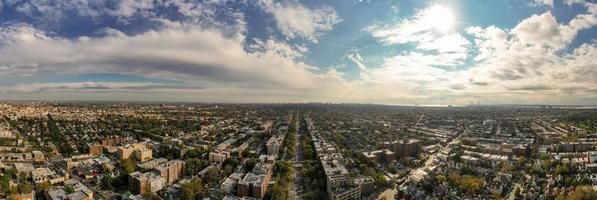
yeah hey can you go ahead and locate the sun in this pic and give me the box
[423,5,455,32]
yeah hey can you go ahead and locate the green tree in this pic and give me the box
[18,183,33,193]
[224,164,234,175]
[436,175,447,183]
[142,191,156,200]
[35,181,50,190]
[568,186,597,200]
[65,185,75,194]
[121,159,136,174]
[100,175,114,190]
[183,158,208,176]
[244,158,258,172]
[177,179,204,200]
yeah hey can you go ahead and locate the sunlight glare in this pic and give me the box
[424,5,455,33]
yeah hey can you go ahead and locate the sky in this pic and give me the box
[0,0,595,105]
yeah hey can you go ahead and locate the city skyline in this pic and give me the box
[0,0,596,105]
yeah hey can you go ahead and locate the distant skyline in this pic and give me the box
[0,0,595,105]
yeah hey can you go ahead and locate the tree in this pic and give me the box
[556,163,570,175]
[364,167,377,178]
[177,179,204,200]
[224,164,234,175]
[376,174,387,186]
[142,191,156,200]
[18,183,32,193]
[436,175,447,183]
[121,159,136,174]
[223,158,240,169]
[205,167,219,183]
[274,161,292,175]
[516,157,527,169]
[35,181,50,190]
[271,179,288,200]
[244,158,258,172]
[178,184,195,200]
[515,187,522,198]
[387,163,398,173]
[100,175,114,190]
[65,185,75,194]
[568,186,597,200]
[183,158,208,176]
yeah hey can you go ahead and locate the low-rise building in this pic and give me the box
[32,151,45,162]
[32,167,67,185]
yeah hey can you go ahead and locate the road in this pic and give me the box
[508,183,522,200]
[288,110,303,200]
[415,114,425,126]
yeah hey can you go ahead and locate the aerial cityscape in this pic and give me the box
[0,103,596,200]
[0,0,596,199]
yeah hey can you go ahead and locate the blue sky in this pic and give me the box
[0,0,595,105]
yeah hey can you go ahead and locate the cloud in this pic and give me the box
[368,5,470,68]
[367,4,455,45]
[258,0,342,42]
[466,26,508,62]
[0,22,368,102]
[363,4,597,105]
[0,82,204,93]
[0,1,596,105]
[2,0,151,21]
[450,84,466,90]
[109,0,154,18]
[0,0,244,31]
[529,0,554,7]
[507,84,553,91]
[512,12,596,49]
[0,24,318,88]
[345,51,367,71]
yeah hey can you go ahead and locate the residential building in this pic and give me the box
[383,139,421,158]
[87,143,103,156]
[154,160,185,184]
[129,171,166,194]
[134,148,153,162]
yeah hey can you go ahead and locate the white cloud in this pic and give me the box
[258,0,342,42]
[1,82,200,93]
[1,1,596,105]
[367,4,470,69]
[529,0,554,7]
[368,4,456,45]
[249,38,308,59]
[0,0,242,27]
[417,33,469,53]
[362,5,597,105]
[512,11,596,49]
[345,51,367,71]
[466,26,508,62]
[0,23,368,102]
[109,0,154,18]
